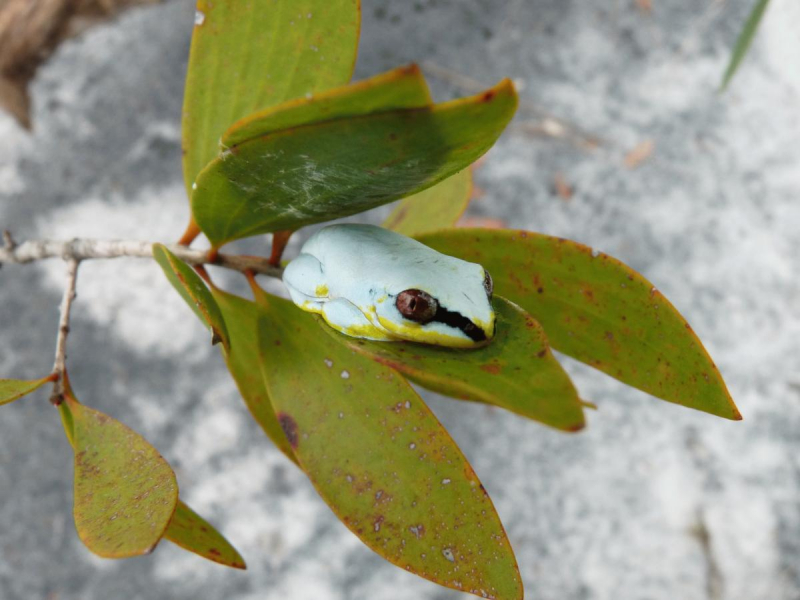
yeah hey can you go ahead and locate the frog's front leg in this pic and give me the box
[319,298,395,342]
[283,252,328,310]
[283,253,394,341]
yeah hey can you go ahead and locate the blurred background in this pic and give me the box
[1,0,799,598]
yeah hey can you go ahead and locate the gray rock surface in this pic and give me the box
[1,0,799,598]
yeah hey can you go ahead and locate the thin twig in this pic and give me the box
[0,237,284,278]
[49,258,79,406]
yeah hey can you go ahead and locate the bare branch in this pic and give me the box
[49,258,79,406]
[0,237,285,278]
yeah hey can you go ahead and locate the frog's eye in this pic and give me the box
[483,269,494,299]
[396,289,438,324]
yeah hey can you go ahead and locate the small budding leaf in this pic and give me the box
[256,292,523,600]
[60,393,179,558]
[192,78,518,247]
[153,244,230,351]
[164,500,246,569]
[383,169,473,237]
[0,376,53,406]
[419,229,741,420]
[327,296,585,432]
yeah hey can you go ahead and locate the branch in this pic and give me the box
[49,258,79,406]
[0,236,285,278]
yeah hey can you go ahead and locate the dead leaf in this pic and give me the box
[624,140,655,169]
[0,0,160,128]
[553,172,573,200]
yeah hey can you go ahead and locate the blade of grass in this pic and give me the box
[720,0,772,91]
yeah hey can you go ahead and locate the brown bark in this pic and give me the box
[0,0,160,129]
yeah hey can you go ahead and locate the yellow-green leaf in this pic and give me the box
[192,79,518,247]
[0,376,53,406]
[164,499,246,569]
[60,393,179,558]
[153,244,230,350]
[327,296,585,432]
[256,293,523,600]
[418,229,741,420]
[223,64,431,148]
[181,0,361,197]
[383,169,472,236]
[210,287,299,466]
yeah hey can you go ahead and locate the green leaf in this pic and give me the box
[164,499,246,569]
[182,0,361,197]
[720,0,772,91]
[210,287,299,466]
[256,293,523,599]
[153,244,230,350]
[60,393,179,558]
[0,376,53,405]
[326,296,585,432]
[192,79,518,247]
[223,64,432,149]
[418,229,741,420]
[383,169,472,236]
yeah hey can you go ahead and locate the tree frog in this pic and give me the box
[282,224,495,348]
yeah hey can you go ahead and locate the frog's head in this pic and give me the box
[370,263,496,348]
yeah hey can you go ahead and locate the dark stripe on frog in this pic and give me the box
[432,306,486,342]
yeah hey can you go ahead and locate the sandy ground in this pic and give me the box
[1,0,799,598]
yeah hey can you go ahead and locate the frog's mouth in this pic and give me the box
[432,305,488,342]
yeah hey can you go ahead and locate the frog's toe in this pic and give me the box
[321,298,395,341]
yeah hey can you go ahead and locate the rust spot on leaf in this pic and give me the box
[209,548,221,556]
[481,90,496,102]
[277,412,299,448]
[536,350,546,358]
[479,363,501,375]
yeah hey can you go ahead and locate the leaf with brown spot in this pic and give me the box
[210,288,299,466]
[418,229,741,420]
[325,296,585,432]
[152,244,230,350]
[0,376,53,406]
[256,292,523,599]
[164,500,246,569]
[59,392,179,558]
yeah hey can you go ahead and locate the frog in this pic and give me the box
[282,224,495,348]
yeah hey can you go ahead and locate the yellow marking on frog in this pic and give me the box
[315,284,329,297]
[376,295,388,304]
[376,315,493,348]
[301,300,323,314]
[326,320,396,341]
